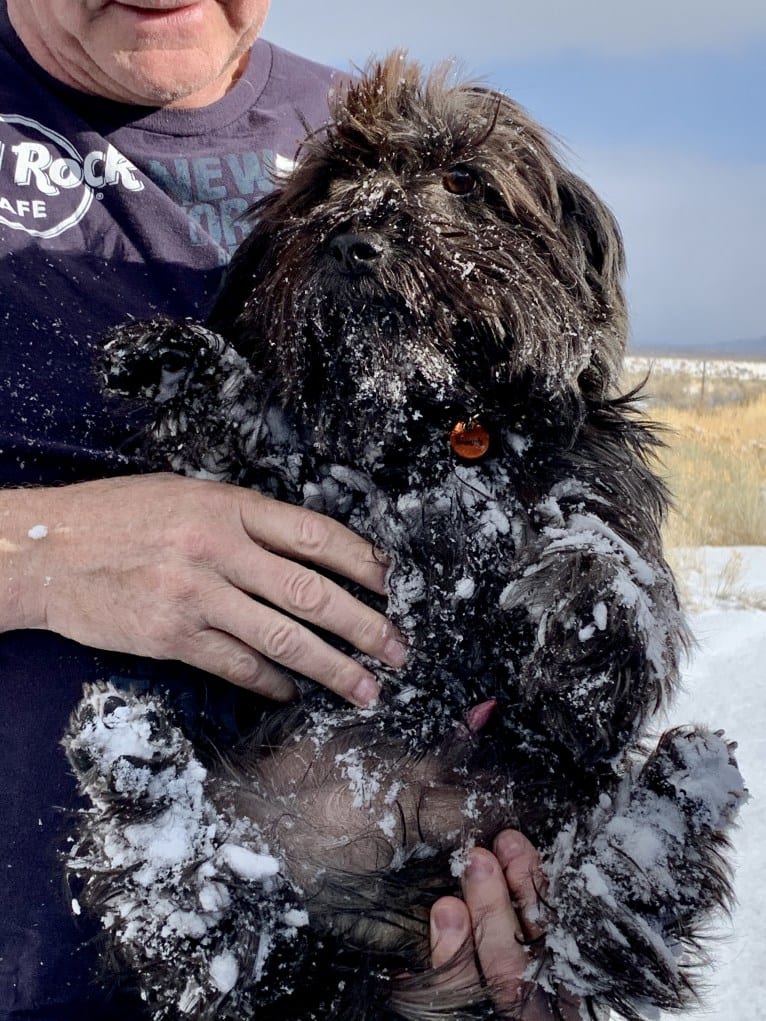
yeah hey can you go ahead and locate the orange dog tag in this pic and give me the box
[449,420,490,460]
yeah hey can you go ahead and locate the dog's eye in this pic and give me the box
[442,166,479,196]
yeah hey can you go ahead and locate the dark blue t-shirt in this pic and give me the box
[0,6,338,1016]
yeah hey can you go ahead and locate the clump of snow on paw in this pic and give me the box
[218,843,280,881]
[662,729,748,830]
[209,951,239,995]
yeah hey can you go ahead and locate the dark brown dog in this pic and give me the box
[64,55,746,1021]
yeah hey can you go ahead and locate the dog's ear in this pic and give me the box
[556,170,625,302]
[555,173,629,392]
[207,193,282,362]
[466,87,625,306]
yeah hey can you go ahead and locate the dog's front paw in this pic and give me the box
[63,682,195,810]
[102,318,264,482]
[102,317,229,404]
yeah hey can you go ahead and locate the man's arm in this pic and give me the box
[0,473,408,704]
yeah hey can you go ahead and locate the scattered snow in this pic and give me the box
[449,842,474,877]
[334,747,383,809]
[283,908,309,929]
[592,601,608,630]
[394,685,418,704]
[506,431,531,455]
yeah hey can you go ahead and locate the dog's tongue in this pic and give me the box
[466,699,497,733]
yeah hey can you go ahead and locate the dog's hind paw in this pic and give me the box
[63,681,195,810]
[640,725,746,836]
[539,726,747,1019]
[63,683,308,1020]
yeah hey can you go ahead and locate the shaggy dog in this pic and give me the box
[63,56,746,1021]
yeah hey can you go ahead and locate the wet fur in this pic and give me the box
[64,56,745,1020]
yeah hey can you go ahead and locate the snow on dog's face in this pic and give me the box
[210,54,627,423]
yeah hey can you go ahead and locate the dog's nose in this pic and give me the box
[328,231,385,275]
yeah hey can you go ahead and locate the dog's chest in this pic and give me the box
[253,421,530,701]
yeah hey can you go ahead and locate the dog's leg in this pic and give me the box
[537,727,747,1019]
[63,684,306,1020]
[500,489,685,763]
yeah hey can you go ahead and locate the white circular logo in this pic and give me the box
[0,114,143,239]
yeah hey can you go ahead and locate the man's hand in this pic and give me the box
[1,473,406,704]
[429,831,583,1019]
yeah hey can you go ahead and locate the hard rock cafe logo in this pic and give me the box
[0,114,143,239]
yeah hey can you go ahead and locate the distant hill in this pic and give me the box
[630,336,766,361]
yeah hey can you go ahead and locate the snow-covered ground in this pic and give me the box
[658,546,766,1020]
[624,356,766,382]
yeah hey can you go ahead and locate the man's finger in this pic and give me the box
[493,830,547,941]
[238,493,389,594]
[226,545,407,669]
[183,629,297,700]
[204,588,381,705]
[461,848,531,1005]
[429,896,480,983]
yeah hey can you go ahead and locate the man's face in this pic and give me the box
[8,0,271,108]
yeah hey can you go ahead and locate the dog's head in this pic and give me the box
[210,53,626,430]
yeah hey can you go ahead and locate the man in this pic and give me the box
[0,3,567,1017]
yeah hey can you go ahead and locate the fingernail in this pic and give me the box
[431,901,466,933]
[383,634,407,668]
[373,546,390,567]
[494,830,526,863]
[464,851,495,881]
[350,674,380,708]
[372,552,390,593]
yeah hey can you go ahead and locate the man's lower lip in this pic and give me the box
[110,1,203,22]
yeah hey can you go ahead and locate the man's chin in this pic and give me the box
[109,49,244,106]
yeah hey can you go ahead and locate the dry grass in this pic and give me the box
[624,365,765,410]
[620,368,766,548]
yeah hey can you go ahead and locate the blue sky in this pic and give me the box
[263,3,766,351]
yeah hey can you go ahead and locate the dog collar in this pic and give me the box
[449,419,491,460]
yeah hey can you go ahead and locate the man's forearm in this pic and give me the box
[0,485,52,632]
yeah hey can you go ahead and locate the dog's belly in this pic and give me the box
[221,711,515,954]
